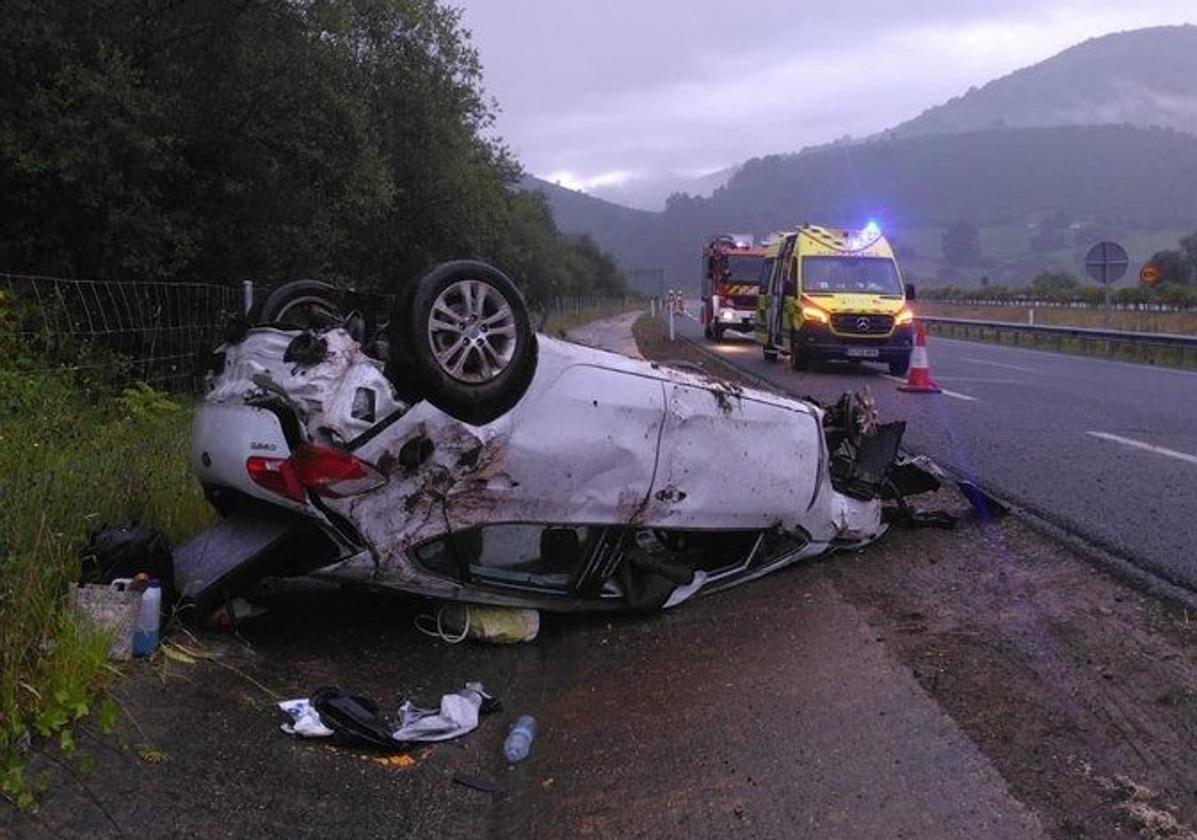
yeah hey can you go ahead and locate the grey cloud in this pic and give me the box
[456,1,1194,208]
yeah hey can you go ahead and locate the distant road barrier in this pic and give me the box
[922,316,1197,369]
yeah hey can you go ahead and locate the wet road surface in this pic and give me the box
[673,311,1197,591]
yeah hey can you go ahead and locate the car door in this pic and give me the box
[765,235,796,347]
[643,378,824,531]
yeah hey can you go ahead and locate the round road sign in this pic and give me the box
[1084,241,1129,285]
[1140,263,1162,287]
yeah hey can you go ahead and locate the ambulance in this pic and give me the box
[700,234,767,341]
[755,223,915,375]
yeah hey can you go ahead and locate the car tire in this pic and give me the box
[256,279,341,328]
[763,347,778,362]
[889,355,911,377]
[789,331,810,371]
[390,260,537,426]
[712,325,725,342]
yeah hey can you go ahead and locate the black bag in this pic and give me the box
[80,522,174,602]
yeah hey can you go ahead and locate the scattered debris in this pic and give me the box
[278,683,500,751]
[503,715,537,763]
[956,480,1010,521]
[70,581,141,660]
[452,771,505,794]
[419,604,540,645]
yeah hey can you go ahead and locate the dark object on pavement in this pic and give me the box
[311,687,408,753]
[956,480,1010,522]
[80,522,174,603]
[452,772,505,794]
[884,505,957,530]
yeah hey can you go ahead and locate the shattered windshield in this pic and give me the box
[801,256,902,295]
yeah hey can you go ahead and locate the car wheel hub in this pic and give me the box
[428,279,517,383]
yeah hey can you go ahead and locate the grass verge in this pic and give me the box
[924,320,1197,370]
[0,369,211,809]
[541,301,643,337]
[918,301,1197,335]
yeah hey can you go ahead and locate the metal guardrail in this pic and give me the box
[922,316,1197,366]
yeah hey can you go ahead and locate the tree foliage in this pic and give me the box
[942,222,982,266]
[0,0,625,302]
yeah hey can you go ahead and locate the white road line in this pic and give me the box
[881,374,978,402]
[961,357,1041,374]
[1086,431,1197,466]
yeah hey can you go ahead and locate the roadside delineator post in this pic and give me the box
[898,321,941,393]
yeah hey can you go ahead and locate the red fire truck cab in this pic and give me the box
[702,234,767,341]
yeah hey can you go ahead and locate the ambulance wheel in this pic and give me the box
[390,260,537,426]
[763,347,778,362]
[889,355,911,377]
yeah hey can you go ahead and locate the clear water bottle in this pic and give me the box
[503,715,537,763]
[132,579,161,657]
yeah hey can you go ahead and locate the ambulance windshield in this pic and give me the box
[802,256,902,295]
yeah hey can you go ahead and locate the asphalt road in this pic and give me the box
[674,311,1197,591]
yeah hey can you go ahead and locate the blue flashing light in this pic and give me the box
[863,220,881,237]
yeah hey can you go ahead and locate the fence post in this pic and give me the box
[242,279,254,315]
[669,293,675,342]
[1028,307,1035,326]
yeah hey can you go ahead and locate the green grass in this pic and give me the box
[0,367,212,808]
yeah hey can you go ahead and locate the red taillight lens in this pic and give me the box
[246,444,385,502]
[246,456,305,502]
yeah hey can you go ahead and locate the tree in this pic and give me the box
[942,222,982,266]
[1178,229,1197,275]
[1030,210,1070,252]
[1028,271,1081,300]
[1147,249,1193,286]
[0,0,627,300]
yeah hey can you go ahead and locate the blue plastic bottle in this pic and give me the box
[132,579,161,657]
[504,715,537,763]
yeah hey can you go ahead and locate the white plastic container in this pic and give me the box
[131,579,162,657]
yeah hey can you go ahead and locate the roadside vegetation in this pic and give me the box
[0,0,635,810]
[0,0,628,303]
[0,360,209,808]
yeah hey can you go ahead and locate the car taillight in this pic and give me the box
[246,444,386,502]
[246,456,305,502]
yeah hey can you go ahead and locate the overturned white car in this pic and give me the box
[177,261,939,616]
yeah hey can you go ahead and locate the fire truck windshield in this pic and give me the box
[725,255,764,284]
[802,256,902,295]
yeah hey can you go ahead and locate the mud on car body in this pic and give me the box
[178,261,939,617]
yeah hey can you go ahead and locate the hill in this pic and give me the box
[525,26,1197,290]
[889,25,1197,139]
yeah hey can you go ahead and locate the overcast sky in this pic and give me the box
[454,1,1194,208]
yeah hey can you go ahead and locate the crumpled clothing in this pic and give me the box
[277,682,496,743]
[278,697,335,738]
[393,682,492,742]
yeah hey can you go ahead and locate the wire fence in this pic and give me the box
[0,273,245,392]
[0,273,644,394]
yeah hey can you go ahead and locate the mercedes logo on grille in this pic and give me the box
[856,316,872,333]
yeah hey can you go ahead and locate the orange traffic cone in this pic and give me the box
[898,321,941,393]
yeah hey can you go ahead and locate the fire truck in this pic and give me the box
[701,234,767,341]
